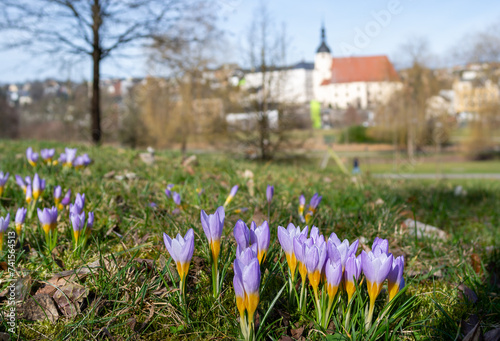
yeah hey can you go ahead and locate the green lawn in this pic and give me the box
[0,139,499,340]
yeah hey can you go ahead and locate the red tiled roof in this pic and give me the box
[322,55,400,85]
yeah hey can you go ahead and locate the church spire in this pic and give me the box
[316,24,331,54]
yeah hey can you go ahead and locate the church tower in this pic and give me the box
[314,25,332,81]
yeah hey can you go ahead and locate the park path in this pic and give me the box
[373,173,500,179]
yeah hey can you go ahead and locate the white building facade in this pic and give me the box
[242,26,402,110]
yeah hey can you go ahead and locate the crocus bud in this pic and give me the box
[15,207,27,235]
[361,249,393,328]
[344,254,362,302]
[37,207,58,235]
[0,213,10,251]
[387,255,404,301]
[224,185,239,207]
[25,184,32,204]
[61,189,71,208]
[70,211,85,242]
[201,206,224,263]
[266,185,274,204]
[298,195,306,216]
[26,147,38,167]
[0,172,9,197]
[233,247,260,323]
[87,212,95,230]
[0,213,10,233]
[32,173,41,200]
[250,221,270,263]
[325,258,343,300]
[172,192,181,206]
[54,186,62,207]
[278,223,308,279]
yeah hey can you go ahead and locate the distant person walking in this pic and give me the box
[352,157,361,175]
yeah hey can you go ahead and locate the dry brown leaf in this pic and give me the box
[19,294,59,322]
[52,283,88,318]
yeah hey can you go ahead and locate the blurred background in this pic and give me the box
[1,0,499,172]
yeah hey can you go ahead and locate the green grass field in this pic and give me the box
[0,139,499,340]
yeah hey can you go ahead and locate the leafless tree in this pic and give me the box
[140,11,223,155]
[232,3,301,160]
[452,20,500,64]
[0,0,216,144]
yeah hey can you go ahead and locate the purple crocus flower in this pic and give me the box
[305,193,322,224]
[197,188,204,196]
[305,236,327,292]
[54,185,62,206]
[32,173,42,200]
[15,207,27,235]
[224,185,239,207]
[40,148,55,161]
[298,194,306,217]
[172,192,181,206]
[61,189,71,207]
[361,249,394,327]
[24,176,31,185]
[0,172,9,196]
[233,219,250,249]
[0,213,10,233]
[372,237,389,256]
[293,234,308,283]
[70,211,86,242]
[81,154,91,166]
[308,193,323,213]
[327,232,359,271]
[0,213,10,251]
[266,185,274,204]
[344,254,362,302]
[236,243,258,261]
[87,212,94,230]
[26,147,38,166]
[165,184,174,198]
[201,206,225,263]
[73,156,85,168]
[387,255,405,301]
[74,153,91,167]
[278,223,308,278]
[250,221,270,263]
[65,148,78,166]
[149,202,157,208]
[25,184,32,204]
[70,193,85,215]
[325,258,343,299]
[58,153,67,164]
[163,229,195,294]
[37,207,58,235]
[233,245,261,323]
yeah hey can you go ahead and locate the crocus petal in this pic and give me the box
[241,258,261,294]
[234,220,250,248]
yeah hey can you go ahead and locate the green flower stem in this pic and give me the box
[365,296,376,330]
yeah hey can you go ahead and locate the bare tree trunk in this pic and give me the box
[91,0,102,144]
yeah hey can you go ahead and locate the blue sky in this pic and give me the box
[1,0,499,83]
